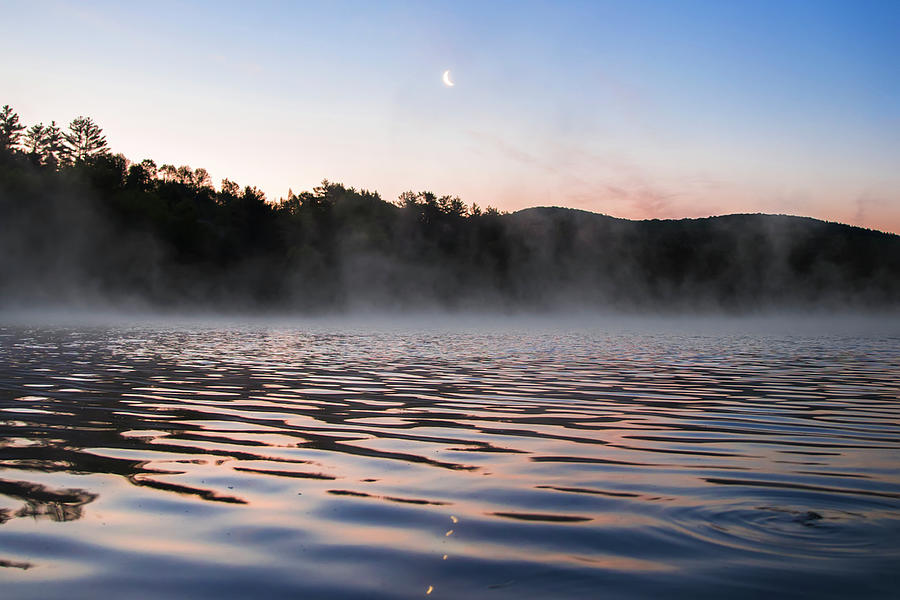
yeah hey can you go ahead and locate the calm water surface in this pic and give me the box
[0,318,898,598]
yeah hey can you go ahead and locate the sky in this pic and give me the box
[3,0,899,232]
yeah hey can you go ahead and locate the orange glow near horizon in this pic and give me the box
[2,2,898,234]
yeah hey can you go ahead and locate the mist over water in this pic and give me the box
[2,147,899,314]
[3,4,899,596]
[1,316,898,598]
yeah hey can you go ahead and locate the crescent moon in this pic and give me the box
[442,70,454,87]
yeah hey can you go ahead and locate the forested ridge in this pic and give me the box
[1,104,898,312]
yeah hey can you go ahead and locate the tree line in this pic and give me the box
[0,104,512,310]
[0,103,898,312]
[2,105,108,167]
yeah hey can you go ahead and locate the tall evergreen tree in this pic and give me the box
[0,105,25,151]
[23,120,67,167]
[42,121,67,168]
[24,123,47,159]
[65,115,108,162]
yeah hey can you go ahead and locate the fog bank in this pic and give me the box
[2,149,898,315]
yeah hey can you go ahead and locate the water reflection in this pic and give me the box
[0,479,96,522]
[0,323,898,598]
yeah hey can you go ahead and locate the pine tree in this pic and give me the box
[25,123,47,158]
[0,105,25,151]
[23,121,67,167]
[43,121,68,168]
[65,115,108,162]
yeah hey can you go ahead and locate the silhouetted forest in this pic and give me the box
[1,105,898,312]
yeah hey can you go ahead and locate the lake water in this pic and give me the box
[0,317,898,598]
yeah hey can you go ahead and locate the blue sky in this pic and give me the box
[3,0,899,231]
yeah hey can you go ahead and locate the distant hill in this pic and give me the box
[1,146,897,312]
[505,208,899,310]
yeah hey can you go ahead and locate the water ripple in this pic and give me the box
[0,322,898,598]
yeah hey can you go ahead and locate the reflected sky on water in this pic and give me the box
[0,319,898,598]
